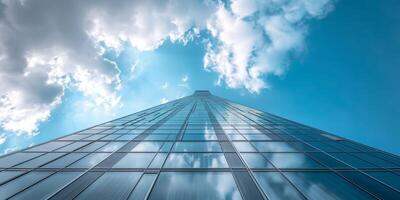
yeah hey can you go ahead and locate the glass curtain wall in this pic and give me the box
[0,90,399,200]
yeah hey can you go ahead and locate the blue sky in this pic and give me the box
[0,0,399,155]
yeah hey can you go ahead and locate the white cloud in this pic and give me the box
[161,82,169,89]
[0,0,334,136]
[3,146,18,155]
[160,98,169,104]
[204,0,334,93]
[0,134,6,145]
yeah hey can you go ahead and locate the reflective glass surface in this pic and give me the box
[254,172,303,200]
[164,153,229,168]
[284,171,374,200]
[148,172,242,200]
[75,172,142,200]
[1,91,399,199]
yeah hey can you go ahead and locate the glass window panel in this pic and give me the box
[226,134,246,140]
[243,134,273,141]
[148,172,242,200]
[26,141,70,152]
[252,142,299,152]
[167,135,177,140]
[290,142,318,152]
[254,172,303,200]
[0,153,42,168]
[263,153,323,169]
[232,142,257,152]
[307,142,340,152]
[371,152,400,166]
[113,153,156,168]
[116,135,138,141]
[68,153,110,168]
[0,171,24,185]
[0,172,51,199]
[239,129,262,134]
[160,142,174,152]
[241,153,273,168]
[84,135,105,140]
[172,142,222,152]
[132,142,164,152]
[42,153,88,168]
[365,171,400,191]
[15,153,65,168]
[149,153,168,168]
[330,153,376,168]
[55,142,89,152]
[75,172,142,200]
[77,142,107,152]
[10,172,83,200]
[164,153,228,168]
[145,135,169,140]
[324,141,357,152]
[128,174,157,200]
[339,171,400,199]
[351,153,398,168]
[285,171,374,200]
[97,142,126,152]
[183,134,218,141]
[340,141,375,152]
[307,152,350,169]
[100,135,120,140]
[59,134,88,140]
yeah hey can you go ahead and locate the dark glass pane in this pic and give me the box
[68,153,110,168]
[42,153,87,168]
[128,174,157,200]
[75,172,142,200]
[26,141,70,152]
[0,172,51,199]
[10,172,83,200]
[285,171,374,200]
[15,153,65,168]
[254,172,303,200]
[365,171,400,191]
[263,153,323,169]
[55,142,89,152]
[307,152,350,169]
[0,171,24,185]
[330,153,376,168]
[77,142,107,152]
[0,153,42,168]
[339,171,400,199]
[148,172,242,200]
[351,153,398,168]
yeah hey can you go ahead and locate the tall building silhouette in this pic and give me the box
[0,90,399,199]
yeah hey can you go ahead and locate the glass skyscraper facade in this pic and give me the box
[0,90,399,199]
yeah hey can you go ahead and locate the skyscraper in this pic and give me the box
[0,90,399,199]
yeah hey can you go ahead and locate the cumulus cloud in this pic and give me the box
[0,0,333,136]
[204,0,334,93]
